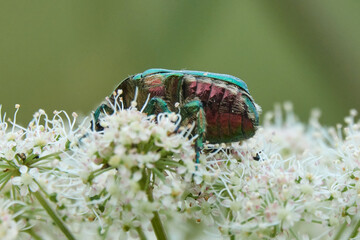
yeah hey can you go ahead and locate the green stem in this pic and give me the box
[333,221,348,240]
[271,226,277,238]
[0,173,12,192]
[144,171,167,240]
[33,191,75,240]
[289,228,300,240]
[228,210,235,239]
[150,209,167,240]
[299,218,323,224]
[136,226,148,240]
[349,217,360,239]
[25,228,42,240]
[88,166,115,182]
[28,152,61,165]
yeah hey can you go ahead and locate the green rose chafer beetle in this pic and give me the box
[93,68,261,162]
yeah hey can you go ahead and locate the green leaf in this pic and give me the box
[152,168,166,182]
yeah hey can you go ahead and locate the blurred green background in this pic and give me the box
[1,0,360,125]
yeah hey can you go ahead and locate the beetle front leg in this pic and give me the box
[143,97,171,115]
[92,104,114,131]
[180,100,206,164]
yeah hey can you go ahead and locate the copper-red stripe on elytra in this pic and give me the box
[184,78,197,98]
[148,86,165,97]
[241,112,254,138]
[206,111,244,142]
[218,88,233,137]
[196,80,212,100]
[144,76,166,97]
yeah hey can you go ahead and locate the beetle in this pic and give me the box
[93,68,261,162]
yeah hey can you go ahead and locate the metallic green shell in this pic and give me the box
[132,68,250,94]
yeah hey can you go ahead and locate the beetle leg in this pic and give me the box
[143,97,171,115]
[92,104,113,131]
[180,100,206,163]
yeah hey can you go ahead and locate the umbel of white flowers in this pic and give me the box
[0,99,360,240]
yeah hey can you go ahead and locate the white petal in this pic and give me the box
[345,215,352,224]
[29,168,39,178]
[193,175,203,185]
[19,165,28,174]
[29,182,39,192]
[132,171,142,181]
[208,196,216,204]
[11,177,22,186]
[20,186,29,196]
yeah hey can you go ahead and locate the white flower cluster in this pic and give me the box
[0,105,81,239]
[0,102,197,239]
[1,101,360,240]
[63,108,196,239]
[187,103,360,240]
[0,200,24,240]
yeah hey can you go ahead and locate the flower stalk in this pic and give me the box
[147,185,168,240]
[349,218,360,239]
[140,168,168,240]
[33,191,75,240]
[135,227,147,240]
